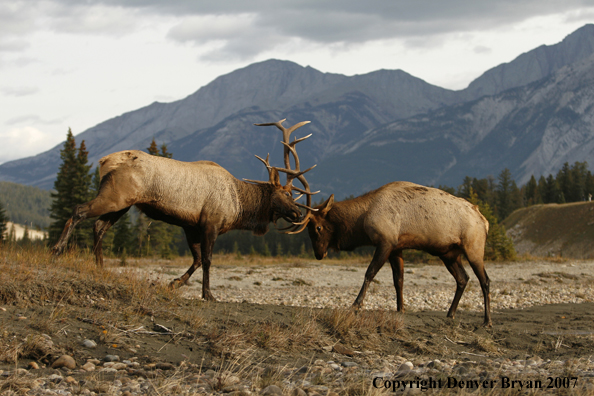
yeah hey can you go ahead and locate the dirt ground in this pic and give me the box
[1,255,594,395]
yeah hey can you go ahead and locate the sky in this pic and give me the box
[1,1,594,165]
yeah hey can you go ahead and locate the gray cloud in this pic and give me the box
[2,0,593,60]
[5,114,63,126]
[1,86,39,97]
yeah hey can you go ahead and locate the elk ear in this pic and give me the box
[319,194,334,216]
[269,168,282,186]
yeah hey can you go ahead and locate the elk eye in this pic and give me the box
[316,226,321,232]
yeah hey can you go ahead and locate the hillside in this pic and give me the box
[503,201,594,259]
[327,52,594,194]
[0,181,52,229]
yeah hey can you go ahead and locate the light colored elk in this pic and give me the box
[51,120,316,301]
[301,182,492,326]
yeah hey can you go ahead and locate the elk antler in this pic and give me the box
[243,154,274,185]
[254,119,319,233]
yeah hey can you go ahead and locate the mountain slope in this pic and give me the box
[462,24,594,99]
[0,60,457,189]
[322,53,594,196]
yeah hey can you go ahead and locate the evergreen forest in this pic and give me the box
[2,129,594,261]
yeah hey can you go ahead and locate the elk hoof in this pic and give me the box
[483,320,493,328]
[203,291,216,302]
[169,278,187,289]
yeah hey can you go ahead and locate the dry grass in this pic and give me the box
[319,308,403,349]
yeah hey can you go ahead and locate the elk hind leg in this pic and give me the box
[465,249,492,327]
[353,244,391,308]
[170,227,201,288]
[93,208,130,266]
[388,250,405,312]
[198,224,219,302]
[440,251,469,320]
[52,191,133,255]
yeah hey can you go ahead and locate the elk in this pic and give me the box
[297,182,492,326]
[51,119,316,301]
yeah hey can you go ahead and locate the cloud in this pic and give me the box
[5,114,63,126]
[5,0,593,61]
[0,126,62,164]
[1,86,39,97]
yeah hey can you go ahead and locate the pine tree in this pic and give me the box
[160,143,172,159]
[8,223,16,244]
[20,224,31,247]
[0,200,8,243]
[48,129,93,249]
[496,168,514,220]
[112,212,134,256]
[49,129,78,244]
[524,175,540,206]
[147,138,159,155]
[556,162,573,201]
[468,189,516,261]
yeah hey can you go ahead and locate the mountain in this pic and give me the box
[0,61,459,189]
[317,53,594,196]
[2,24,594,198]
[462,24,594,99]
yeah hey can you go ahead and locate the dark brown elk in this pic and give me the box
[300,182,492,326]
[51,119,316,301]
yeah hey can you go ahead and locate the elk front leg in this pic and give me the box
[199,225,218,301]
[353,244,392,308]
[170,227,201,288]
[388,250,405,312]
[52,203,92,255]
[93,208,130,267]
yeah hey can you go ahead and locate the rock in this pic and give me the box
[291,388,307,396]
[47,374,63,383]
[104,355,120,362]
[52,355,76,370]
[427,359,441,369]
[341,362,358,368]
[81,362,95,372]
[329,363,341,370]
[111,363,127,370]
[87,358,101,365]
[156,362,175,370]
[65,376,78,385]
[332,343,355,356]
[261,384,283,395]
[81,339,97,348]
[395,361,413,377]
[28,362,39,370]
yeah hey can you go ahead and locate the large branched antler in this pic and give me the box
[253,119,319,233]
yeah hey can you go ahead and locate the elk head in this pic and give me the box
[307,194,335,259]
[244,152,302,223]
[245,119,319,230]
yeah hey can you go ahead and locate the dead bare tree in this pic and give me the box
[51,119,316,301]
[300,182,492,326]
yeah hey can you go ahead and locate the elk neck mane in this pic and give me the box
[232,179,275,235]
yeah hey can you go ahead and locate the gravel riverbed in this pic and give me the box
[2,259,594,395]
